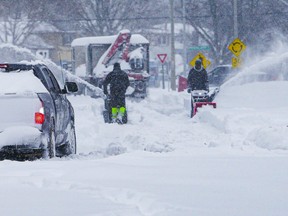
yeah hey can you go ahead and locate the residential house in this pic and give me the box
[23,22,78,68]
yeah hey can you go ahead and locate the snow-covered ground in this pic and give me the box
[1,79,288,216]
[1,43,288,216]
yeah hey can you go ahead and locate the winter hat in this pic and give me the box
[195,59,202,64]
[195,59,202,67]
[114,62,120,69]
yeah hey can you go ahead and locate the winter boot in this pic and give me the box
[111,107,118,123]
[117,107,126,124]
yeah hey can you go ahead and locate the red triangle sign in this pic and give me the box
[157,53,167,64]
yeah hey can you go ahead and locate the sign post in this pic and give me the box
[157,54,167,89]
[232,56,241,68]
[228,38,246,69]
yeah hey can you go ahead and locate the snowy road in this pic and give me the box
[1,82,288,216]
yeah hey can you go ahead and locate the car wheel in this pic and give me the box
[47,127,56,158]
[65,120,77,155]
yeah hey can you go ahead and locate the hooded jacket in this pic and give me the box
[187,66,209,91]
[103,64,130,96]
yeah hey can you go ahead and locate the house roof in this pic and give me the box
[22,34,54,49]
[32,22,62,33]
[71,34,149,47]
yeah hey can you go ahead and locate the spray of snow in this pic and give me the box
[226,38,288,86]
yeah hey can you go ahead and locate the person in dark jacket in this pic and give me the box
[187,59,209,93]
[103,62,130,122]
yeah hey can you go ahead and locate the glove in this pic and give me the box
[187,88,191,93]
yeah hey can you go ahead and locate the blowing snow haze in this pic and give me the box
[1,1,288,216]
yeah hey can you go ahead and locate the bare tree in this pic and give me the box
[181,0,288,64]
[239,0,288,44]
[182,0,234,65]
[0,0,41,45]
[73,0,164,36]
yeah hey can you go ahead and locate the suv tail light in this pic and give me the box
[0,64,8,68]
[35,102,45,124]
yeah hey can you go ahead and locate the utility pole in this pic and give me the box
[170,0,176,91]
[233,0,238,38]
[182,0,187,73]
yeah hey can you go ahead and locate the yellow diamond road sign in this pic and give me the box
[228,38,246,57]
[189,52,211,69]
[232,56,241,68]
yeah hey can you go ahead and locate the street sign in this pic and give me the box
[188,45,210,51]
[228,38,246,57]
[157,53,168,89]
[157,53,167,64]
[189,52,211,69]
[232,56,241,68]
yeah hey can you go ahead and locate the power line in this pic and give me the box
[3,10,288,23]
[37,11,288,23]
[43,15,210,22]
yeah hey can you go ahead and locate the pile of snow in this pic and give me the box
[69,80,288,157]
[0,126,41,148]
[214,81,288,150]
[0,70,47,94]
[0,43,105,97]
[1,42,288,216]
[0,44,36,62]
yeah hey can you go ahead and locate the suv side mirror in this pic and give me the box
[65,82,78,93]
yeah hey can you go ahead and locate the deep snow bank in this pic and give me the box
[212,81,288,151]
[69,80,288,158]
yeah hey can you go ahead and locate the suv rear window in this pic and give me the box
[0,69,48,94]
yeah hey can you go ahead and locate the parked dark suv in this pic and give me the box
[0,63,78,160]
[208,65,233,87]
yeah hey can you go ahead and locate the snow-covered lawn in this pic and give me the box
[1,80,288,216]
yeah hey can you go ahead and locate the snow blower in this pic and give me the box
[190,90,217,118]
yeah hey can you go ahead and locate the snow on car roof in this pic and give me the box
[0,70,48,94]
[71,34,149,47]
